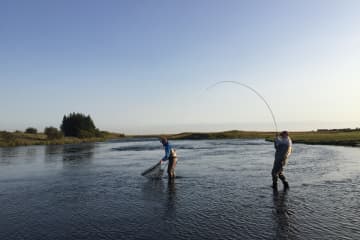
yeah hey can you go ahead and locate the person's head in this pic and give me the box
[280,131,289,138]
[159,136,168,145]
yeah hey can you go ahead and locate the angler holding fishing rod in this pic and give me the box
[272,131,292,191]
[207,81,293,190]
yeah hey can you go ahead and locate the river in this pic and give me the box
[0,139,359,239]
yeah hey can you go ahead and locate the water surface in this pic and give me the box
[0,139,359,239]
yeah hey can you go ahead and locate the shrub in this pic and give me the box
[44,127,63,140]
[25,127,37,134]
[1,131,15,141]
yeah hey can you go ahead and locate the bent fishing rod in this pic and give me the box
[206,81,278,135]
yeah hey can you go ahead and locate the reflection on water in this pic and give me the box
[0,147,19,165]
[272,190,294,240]
[62,143,95,162]
[44,145,63,164]
[0,139,360,240]
[142,179,165,200]
[45,144,64,155]
[165,179,177,220]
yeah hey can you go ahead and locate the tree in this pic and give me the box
[44,127,63,140]
[60,113,100,138]
[25,127,37,134]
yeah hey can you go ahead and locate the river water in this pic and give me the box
[0,139,359,240]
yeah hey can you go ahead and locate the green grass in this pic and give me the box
[165,130,360,147]
[2,129,360,148]
[282,131,360,146]
[168,130,275,140]
[0,131,125,147]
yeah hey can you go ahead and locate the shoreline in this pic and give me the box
[1,130,360,148]
[146,130,360,147]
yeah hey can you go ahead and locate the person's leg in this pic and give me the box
[272,174,278,189]
[167,158,173,179]
[272,159,283,189]
[167,158,177,179]
[171,157,177,178]
[271,168,278,189]
[279,172,289,190]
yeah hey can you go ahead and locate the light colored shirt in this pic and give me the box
[275,136,292,161]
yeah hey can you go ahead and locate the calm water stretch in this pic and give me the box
[0,139,359,240]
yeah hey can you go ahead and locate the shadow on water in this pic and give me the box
[272,189,298,240]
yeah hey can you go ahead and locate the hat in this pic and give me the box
[280,131,289,137]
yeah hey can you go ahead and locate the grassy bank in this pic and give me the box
[2,129,360,148]
[165,130,360,147]
[280,130,360,147]
[168,130,275,140]
[0,131,125,147]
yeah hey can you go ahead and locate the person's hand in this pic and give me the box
[159,159,163,164]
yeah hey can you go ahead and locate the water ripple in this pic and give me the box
[1,140,360,239]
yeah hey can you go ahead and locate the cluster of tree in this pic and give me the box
[22,113,102,140]
[60,113,101,138]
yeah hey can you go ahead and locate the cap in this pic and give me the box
[159,136,168,143]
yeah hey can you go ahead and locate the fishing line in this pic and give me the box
[206,81,278,134]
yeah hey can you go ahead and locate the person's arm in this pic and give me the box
[274,137,280,150]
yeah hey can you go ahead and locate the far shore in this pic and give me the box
[133,129,360,147]
[1,129,360,148]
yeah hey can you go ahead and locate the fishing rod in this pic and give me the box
[206,81,278,135]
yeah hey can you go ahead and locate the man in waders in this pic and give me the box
[159,136,177,180]
[272,131,292,190]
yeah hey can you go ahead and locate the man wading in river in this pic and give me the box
[272,131,292,190]
[159,136,177,180]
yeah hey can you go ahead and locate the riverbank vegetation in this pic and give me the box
[166,129,360,147]
[2,124,359,148]
[0,130,124,147]
[0,112,124,147]
[282,129,360,147]
[168,130,274,140]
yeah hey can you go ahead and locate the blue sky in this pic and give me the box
[1,0,359,134]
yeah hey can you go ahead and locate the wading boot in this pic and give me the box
[279,174,289,191]
[272,181,278,190]
[283,181,289,191]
